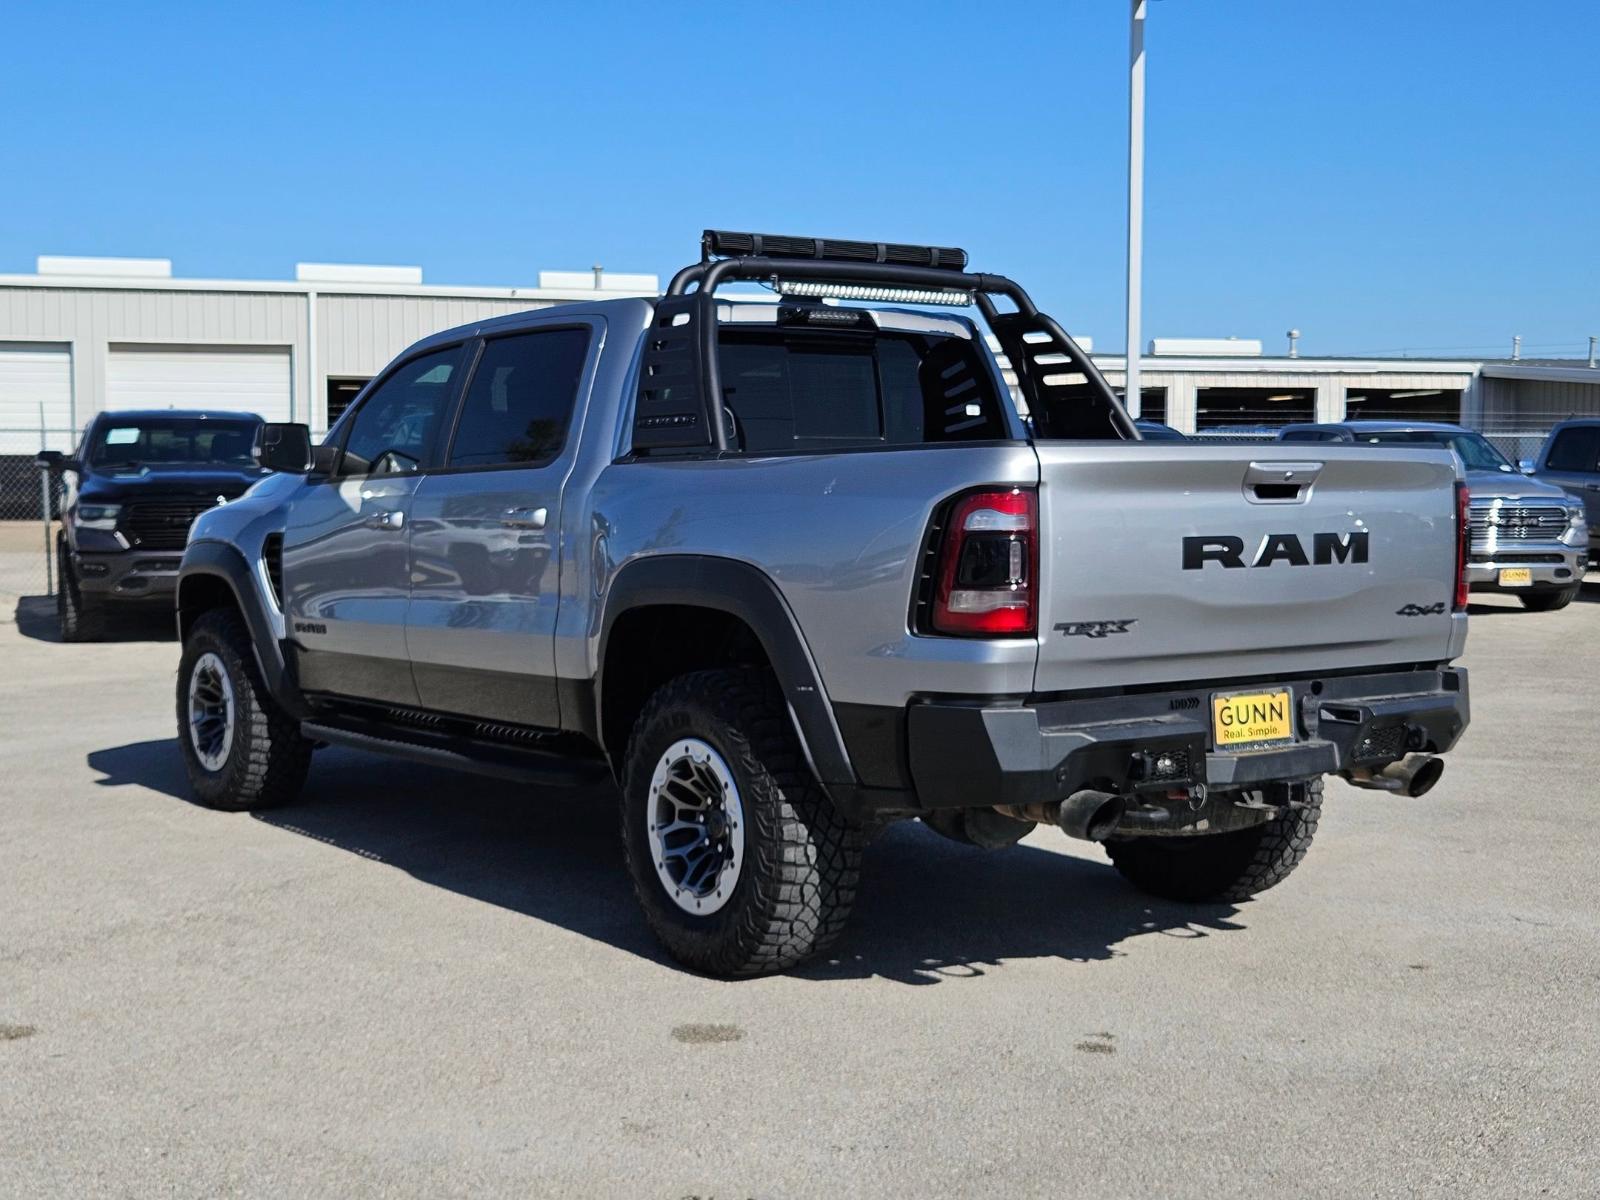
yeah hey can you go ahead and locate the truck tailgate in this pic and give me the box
[1033,442,1461,693]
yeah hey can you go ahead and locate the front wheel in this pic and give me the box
[1519,585,1579,612]
[57,540,105,642]
[177,608,311,811]
[1105,779,1323,902]
[620,668,863,977]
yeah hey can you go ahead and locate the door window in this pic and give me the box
[1545,426,1600,474]
[340,346,463,476]
[447,328,591,468]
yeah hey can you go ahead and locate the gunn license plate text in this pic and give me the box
[1212,690,1294,749]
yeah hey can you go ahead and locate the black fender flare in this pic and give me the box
[177,540,305,719]
[597,555,856,788]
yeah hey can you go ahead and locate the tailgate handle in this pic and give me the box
[1244,460,1323,504]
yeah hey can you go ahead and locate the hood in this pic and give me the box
[79,462,270,504]
[1463,467,1575,504]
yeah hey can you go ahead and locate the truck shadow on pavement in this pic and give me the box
[87,737,1246,985]
[13,594,175,643]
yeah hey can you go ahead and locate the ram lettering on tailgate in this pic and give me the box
[1182,531,1368,570]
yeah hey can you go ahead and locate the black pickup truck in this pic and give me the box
[38,410,268,640]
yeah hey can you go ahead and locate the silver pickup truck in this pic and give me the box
[174,231,1471,976]
[1280,421,1588,611]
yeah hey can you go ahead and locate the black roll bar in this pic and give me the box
[639,251,1135,454]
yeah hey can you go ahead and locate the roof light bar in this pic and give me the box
[704,229,968,271]
[773,279,973,307]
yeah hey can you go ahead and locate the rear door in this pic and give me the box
[1538,424,1600,528]
[405,322,597,726]
[1032,442,1460,693]
[281,344,465,704]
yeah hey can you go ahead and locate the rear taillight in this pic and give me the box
[1454,481,1470,611]
[930,488,1038,636]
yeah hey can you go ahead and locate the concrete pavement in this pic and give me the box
[2,585,1597,1197]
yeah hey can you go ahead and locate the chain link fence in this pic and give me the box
[0,429,72,603]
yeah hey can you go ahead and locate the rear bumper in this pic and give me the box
[903,666,1469,810]
[72,549,183,602]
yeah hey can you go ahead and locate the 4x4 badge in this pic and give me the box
[1055,619,1137,639]
[1395,602,1447,617]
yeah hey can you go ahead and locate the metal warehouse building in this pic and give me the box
[0,256,658,453]
[2,255,1598,461]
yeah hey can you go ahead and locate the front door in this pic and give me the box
[406,324,596,727]
[282,343,465,705]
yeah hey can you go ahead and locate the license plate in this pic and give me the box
[1499,567,1533,587]
[1212,689,1294,750]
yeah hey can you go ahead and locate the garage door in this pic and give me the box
[107,345,292,422]
[0,342,73,451]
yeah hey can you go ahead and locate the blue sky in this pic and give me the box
[3,1,1596,357]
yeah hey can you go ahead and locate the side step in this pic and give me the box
[302,718,614,789]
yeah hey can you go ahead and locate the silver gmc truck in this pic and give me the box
[174,231,1472,976]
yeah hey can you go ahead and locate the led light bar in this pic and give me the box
[704,229,967,271]
[773,279,973,306]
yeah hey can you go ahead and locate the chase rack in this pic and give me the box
[632,229,1136,453]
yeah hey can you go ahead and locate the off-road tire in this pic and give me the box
[177,608,311,811]
[621,668,863,977]
[57,540,105,642]
[1519,586,1579,612]
[1105,779,1323,902]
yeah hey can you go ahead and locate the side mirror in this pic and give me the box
[34,449,81,473]
[1518,458,1536,474]
[254,423,313,474]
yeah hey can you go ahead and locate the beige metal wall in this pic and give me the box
[316,294,561,382]
[0,285,306,432]
[0,285,571,435]
[1478,376,1600,428]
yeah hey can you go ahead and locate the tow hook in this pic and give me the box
[1342,753,1444,798]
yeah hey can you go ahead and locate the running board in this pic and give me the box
[301,719,613,789]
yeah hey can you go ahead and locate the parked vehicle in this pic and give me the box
[1188,425,1280,441]
[1134,419,1186,441]
[36,411,267,639]
[1526,418,1600,562]
[174,231,1471,976]
[1278,421,1588,611]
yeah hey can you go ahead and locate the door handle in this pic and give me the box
[363,509,405,531]
[501,506,547,530]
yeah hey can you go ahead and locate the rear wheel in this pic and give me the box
[621,668,863,977]
[1519,585,1579,612]
[56,540,105,642]
[1105,780,1322,902]
[177,608,311,811]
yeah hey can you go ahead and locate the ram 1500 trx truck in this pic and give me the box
[174,231,1471,976]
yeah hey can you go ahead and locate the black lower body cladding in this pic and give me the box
[893,667,1468,812]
